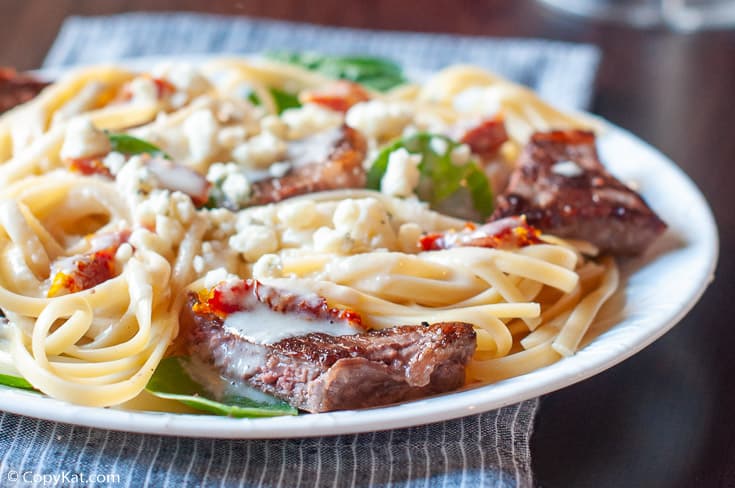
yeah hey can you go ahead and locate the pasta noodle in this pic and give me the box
[0,57,620,410]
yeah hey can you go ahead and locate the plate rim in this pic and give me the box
[0,56,719,438]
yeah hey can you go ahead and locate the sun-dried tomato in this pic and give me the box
[419,216,541,251]
[66,156,113,178]
[152,77,176,98]
[460,116,509,159]
[300,80,370,113]
[47,231,130,297]
[194,279,364,329]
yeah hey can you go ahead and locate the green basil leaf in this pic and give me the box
[268,87,301,114]
[146,357,297,417]
[462,164,495,220]
[106,133,171,159]
[266,51,406,92]
[243,87,298,115]
[367,133,494,219]
[247,90,261,106]
[0,372,35,391]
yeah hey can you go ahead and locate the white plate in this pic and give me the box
[0,59,718,438]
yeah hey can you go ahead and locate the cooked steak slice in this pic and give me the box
[0,68,49,114]
[248,125,367,206]
[183,279,477,412]
[492,130,667,255]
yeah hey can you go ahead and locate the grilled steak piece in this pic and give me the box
[248,125,367,206]
[183,280,477,412]
[492,130,667,255]
[0,68,49,114]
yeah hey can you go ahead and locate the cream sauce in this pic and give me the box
[224,307,358,345]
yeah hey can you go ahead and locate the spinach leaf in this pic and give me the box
[367,133,494,220]
[0,372,35,391]
[245,86,301,115]
[246,90,261,106]
[268,87,302,114]
[266,51,406,92]
[106,133,171,159]
[146,357,297,418]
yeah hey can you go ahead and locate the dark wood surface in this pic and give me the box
[1,1,733,486]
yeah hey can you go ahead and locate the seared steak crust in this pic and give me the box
[492,130,666,255]
[249,125,367,206]
[184,294,477,413]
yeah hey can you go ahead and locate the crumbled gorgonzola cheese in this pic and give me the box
[206,208,237,240]
[232,131,287,169]
[314,198,397,253]
[155,214,185,243]
[102,151,126,175]
[252,254,283,279]
[60,118,111,160]
[215,100,248,124]
[195,240,240,275]
[450,144,471,166]
[221,172,251,206]
[236,205,278,229]
[312,227,354,254]
[452,86,502,115]
[115,155,158,197]
[206,162,252,207]
[380,148,421,198]
[134,189,195,245]
[281,104,343,140]
[276,200,319,229]
[206,162,235,184]
[345,100,413,140]
[229,224,279,262]
[183,109,219,164]
[429,136,449,155]
[127,76,159,105]
[217,126,249,149]
[152,63,212,108]
[171,191,196,223]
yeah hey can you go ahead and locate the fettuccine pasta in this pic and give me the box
[0,57,617,410]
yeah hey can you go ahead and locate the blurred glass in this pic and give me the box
[538,0,735,31]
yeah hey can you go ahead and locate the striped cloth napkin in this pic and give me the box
[0,13,601,488]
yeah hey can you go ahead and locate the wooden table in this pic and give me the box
[1,1,732,486]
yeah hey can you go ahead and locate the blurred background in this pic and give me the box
[1,1,734,486]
